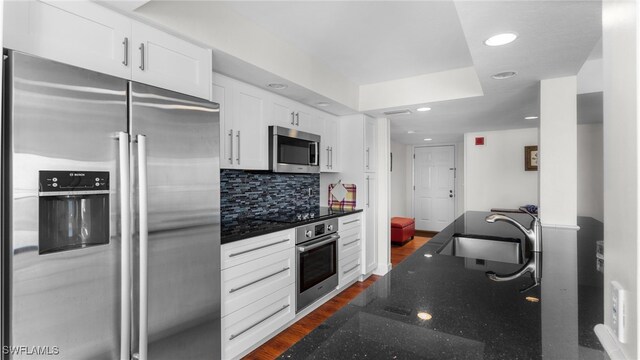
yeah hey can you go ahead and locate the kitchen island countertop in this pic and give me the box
[279,211,604,359]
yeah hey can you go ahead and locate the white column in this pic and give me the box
[600,0,639,358]
[539,76,578,227]
[375,117,391,274]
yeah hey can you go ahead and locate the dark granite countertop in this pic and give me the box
[280,211,604,359]
[221,207,363,244]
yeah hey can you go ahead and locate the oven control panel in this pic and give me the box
[295,218,339,244]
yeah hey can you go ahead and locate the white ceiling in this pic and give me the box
[224,1,474,85]
[383,0,602,144]
[133,0,603,144]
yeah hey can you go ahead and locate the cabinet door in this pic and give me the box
[364,116,377,173]
[297,109,321,134]
[212,81,235,169]
[234,82,269,170]
[131,21,211,99]
[363,174,377,275]
[322,116,340,172]
[272,99,296,128]
[4,0,132,79]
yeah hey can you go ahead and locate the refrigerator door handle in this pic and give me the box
[136,134,149,360]
[118,132,132,360]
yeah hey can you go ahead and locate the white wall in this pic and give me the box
[390,141,408,217]
[577,124,604,222]
[539,76,578,227]
[464,128,539,212]
[602,0,639,357]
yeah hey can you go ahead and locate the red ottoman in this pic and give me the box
[391,217,415,244]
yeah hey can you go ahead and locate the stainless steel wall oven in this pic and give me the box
[295,218,339,312]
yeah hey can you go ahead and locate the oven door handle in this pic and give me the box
[298,234,340,253]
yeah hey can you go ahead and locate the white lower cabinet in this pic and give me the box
[221,248,295,317]
[339,252,362,289]
[221,229,295,359]
[222,284,295,360]
[338,213,363,289]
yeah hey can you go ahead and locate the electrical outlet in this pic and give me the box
[611,281,627,343]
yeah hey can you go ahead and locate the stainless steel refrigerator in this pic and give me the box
[1,50,221,359]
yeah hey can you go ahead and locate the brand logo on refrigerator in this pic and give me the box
[69,173,85,177]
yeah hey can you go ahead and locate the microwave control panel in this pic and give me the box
[39,171,109,193]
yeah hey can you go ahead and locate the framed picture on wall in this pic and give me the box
[525,145,538,171]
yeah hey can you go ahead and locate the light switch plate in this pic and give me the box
[611,281,627,343]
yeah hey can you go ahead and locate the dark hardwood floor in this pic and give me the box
[243,235,432,360]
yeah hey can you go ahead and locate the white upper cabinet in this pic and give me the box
[213,73,269,170]
[321,115,340,173]
[270,97,322,135]
[4,0,212,99]
[364,115,377,173]
[131,21,211,99]
[4,0,132,79]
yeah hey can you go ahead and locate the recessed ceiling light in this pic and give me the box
[525,116,539,120]
[316,101,330,107]
[491,71,518,80]
[407,130,416,134]
[416,107,431,112]
[484,32,518,46]
[417,312,433,320]
[424,138,433,141]
[267,83,287,90]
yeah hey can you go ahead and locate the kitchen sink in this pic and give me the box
[437,236,524,264]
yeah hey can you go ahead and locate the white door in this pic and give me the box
[4,0,132,79]
[132,21,211,99]
[233,82,269,170]
[272,99,296,128]
[414,146,455,231]
[364,116,377,173]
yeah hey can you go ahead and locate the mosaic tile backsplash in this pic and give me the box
[220,169,320,224]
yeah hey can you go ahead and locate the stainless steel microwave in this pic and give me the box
[269,126,321,173]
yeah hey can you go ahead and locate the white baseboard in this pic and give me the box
[373,262,391,276]
[594,324,627,360]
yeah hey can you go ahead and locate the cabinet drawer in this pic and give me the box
[339,214,362,232]
[339,227,362,261]
[221,229,294,270]
[338,252,362,289]
[222,248,295,317]
[222,284,295,360]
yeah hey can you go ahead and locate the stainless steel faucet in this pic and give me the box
[484,208,542,293]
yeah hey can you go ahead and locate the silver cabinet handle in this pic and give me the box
[228,130,233,165]
[122,37,129,66]
[137,134,149,360]
[229,239,289,257]
[343,238,360,247]
[366,176,370,208]
[295,112,300,126]
[139,43,145,70]
[229,304,289,340]
[366,147,370,169]
[229,267,290,293]
[236,131,240,164]
[117,132,131,360]
[344,264,360,275]
[290,111,295,125]
[343,219,360,225]
[330,147,333,169]
[326,147,330,169]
